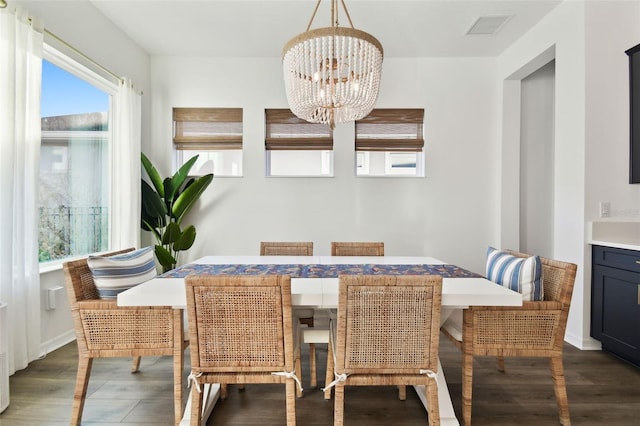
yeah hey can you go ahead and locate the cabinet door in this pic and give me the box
[592,264,640,366]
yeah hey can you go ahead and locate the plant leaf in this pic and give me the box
[141,218,162,242]
[167,156,199,202]
[161,222,182,245]
[173,225,196,251]
[141,153,164,198]
[141,180,167,220]
[172,174,214,224]
[163,177,176,208]
[154,245,176,273]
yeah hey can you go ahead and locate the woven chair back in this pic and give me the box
[504,250,577,306]
[260,241,313,256]
[186,274,295,373]
[63,248,134,305]
[335,274,442,375]
[331,242,384,256]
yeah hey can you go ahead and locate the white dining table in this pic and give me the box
[118,255,522,426]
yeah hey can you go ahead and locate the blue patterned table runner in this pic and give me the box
[161,263,482,279]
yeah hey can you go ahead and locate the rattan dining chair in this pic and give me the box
[330,241,384,256]
[324,274,443,426]
[442,250,577,426]
[260,241,324,391]
[260,241,314,256]
[184,274,302,426]
[260,241,314,328]
[63,248,187,426]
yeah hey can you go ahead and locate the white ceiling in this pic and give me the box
[87,0,562,58]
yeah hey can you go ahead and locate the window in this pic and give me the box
[355,109,425,177]
[173,108,243,176]
[265,109,333,177]
[39,48,114,263]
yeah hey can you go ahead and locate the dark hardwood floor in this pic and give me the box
[1,331,639,425]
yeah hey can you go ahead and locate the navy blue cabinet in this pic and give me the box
[591,245,640,367]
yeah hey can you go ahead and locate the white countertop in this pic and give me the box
[588,221,640,251]
[589,240,640,251]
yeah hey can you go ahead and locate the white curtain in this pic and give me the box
[110,79,142,249]
[0,7,43,374]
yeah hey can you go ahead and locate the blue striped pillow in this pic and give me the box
[485,247,543,301]
[88,246,157,299]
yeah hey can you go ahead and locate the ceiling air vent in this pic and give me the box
[466,15,512,35]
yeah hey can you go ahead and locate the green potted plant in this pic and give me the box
[140,153,213,272]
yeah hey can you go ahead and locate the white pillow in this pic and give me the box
[88,246,157,299]
[485,246,543,301]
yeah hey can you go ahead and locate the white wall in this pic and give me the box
[582,0,640,348]
[520,60,555,258]
[585,1,640,220]
[497,0,589,348]
[148,56,501,273]
[498,0,640,349]
[16,0,152,355]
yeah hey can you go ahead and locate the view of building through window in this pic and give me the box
[39,58,110,262]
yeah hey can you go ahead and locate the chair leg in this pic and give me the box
[131,356,141,373]
[173,348,184,424]
[334,384,345,426]
[462,351,474,426]
[70,355,93,426]
[550,355,571,426]
[496,356,505,372]
[324,341,334,400]
[189,385,204,426]
[397,385,406,400]
[309,343,317,387]
[295,353,303,398]
[220,384,228,399]
[426,377,441,426]
[285,379,297,425]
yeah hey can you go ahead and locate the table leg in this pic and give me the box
[179,383,221,426]
[413,359,459,426]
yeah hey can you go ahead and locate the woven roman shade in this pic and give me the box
[173,108,243,150]
[265,109,333,151]
[355,109,424,152]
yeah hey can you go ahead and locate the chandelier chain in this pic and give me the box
[306,0,356,32]
[340,0,355,28]
[306,0,323,32]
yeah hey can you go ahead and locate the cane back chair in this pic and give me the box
[324,274,443,426]
[330,241,385,256]
[63,248,187,425]
[443,250,577,426]
[184,274,301,426]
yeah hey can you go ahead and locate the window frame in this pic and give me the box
[355,108,425,178]
[40,43,117,265]
[264,109,334,177]
[172,107,244,177]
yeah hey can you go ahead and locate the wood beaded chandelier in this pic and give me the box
[282,0,384,129]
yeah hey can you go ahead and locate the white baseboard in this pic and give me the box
[39,330,76,357]
[565,332,602,350]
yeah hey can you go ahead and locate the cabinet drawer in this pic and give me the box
[593,245,640,273]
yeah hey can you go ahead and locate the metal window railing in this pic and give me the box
[38,206,108,262]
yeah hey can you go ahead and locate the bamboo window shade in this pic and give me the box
[265,109,333,151]
[173,108,243,150]
[355,109,424,152]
